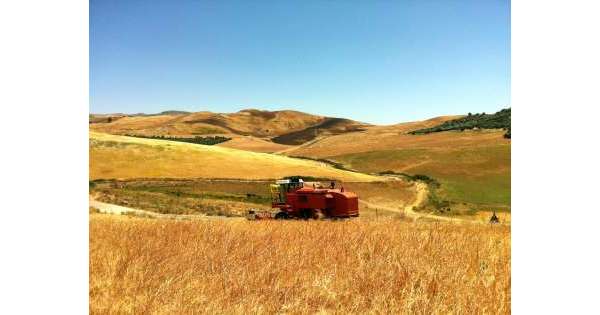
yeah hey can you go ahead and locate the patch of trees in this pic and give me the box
[409,108,511,138]
[125,134,231,145]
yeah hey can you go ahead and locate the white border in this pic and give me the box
[513,0,600,313]
[0,0,89,313]
[1,0,600,313]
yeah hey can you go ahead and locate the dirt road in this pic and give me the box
[359,182,477,224]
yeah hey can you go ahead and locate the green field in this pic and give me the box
[329,145,511,209]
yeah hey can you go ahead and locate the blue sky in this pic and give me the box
[90,0,510,124]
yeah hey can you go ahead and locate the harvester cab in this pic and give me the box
[270,178,304,204]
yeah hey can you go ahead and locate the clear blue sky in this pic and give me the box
[90,0,510,124]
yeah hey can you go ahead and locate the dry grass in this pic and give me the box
[90,215,510,314]
[89,132,380,182]
[282,123,504,158]
[89,109,326,138]
[470,211,512,224]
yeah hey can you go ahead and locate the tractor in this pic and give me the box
[248,178,359,220]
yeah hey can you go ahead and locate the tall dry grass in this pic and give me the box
[90,215,510,314]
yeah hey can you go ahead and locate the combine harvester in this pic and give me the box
[247,178,359,220]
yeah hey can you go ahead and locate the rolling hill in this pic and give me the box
[90,109,370,152]
[280,115,511,210]
[89,132,380,182]
[90,108,511,211]
[90,109,369,142]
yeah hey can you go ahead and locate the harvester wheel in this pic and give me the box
[275,212,289,220]
[313,210,325,220]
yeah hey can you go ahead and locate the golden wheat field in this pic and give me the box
[90,215,510,314]
[89,132,379,182]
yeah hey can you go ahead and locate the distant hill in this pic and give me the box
[157,110,191,115]
[409,108,511,137]
[89,109,369,145]
[89,114,128,124]
[89,110,190,122]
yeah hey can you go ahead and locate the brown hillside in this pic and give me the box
[89,109,369,145]
[217,135,293,153]
[272,117,369,145]
[280,115,467,157]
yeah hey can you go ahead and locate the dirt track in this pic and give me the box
[359,182,479,224]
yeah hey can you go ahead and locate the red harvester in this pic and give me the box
[247,178,359,220]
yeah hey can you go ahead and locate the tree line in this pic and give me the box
[409,108,511,138]
[125,134,231,145]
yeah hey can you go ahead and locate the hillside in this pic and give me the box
[272,117,368,145]
[280,116,510,210]
[89,132,379,182]
[409,108,511,137]
[216,136,293,153]
[89,109,369,144]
